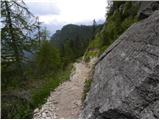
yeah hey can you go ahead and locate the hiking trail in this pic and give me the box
[33,58,97,119]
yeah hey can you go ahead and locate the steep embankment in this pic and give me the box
[84,1,159,61]
[80,10,159,119]
[33,61,94,118]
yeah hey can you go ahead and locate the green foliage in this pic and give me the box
[1,0,40,82]
[31,64,73,107]
[83,32,103,62]
[2,63,73,119]
[123,2,139,18]
[121,17,138,31]
[81,79,92,102]
[84,50,99,62]
[61,40,75,66]
[2,0,83,119]
[89,33,103,49]
[35,41,61,75]
[84,1,140,62]
[104,1,139,44]
[2,94,33,118]
[98,45,108,56]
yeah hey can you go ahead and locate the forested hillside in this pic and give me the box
[50,24,103,67]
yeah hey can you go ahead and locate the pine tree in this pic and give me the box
[36,41,61,75]
[92,19,97,38]
[1,0,38,81]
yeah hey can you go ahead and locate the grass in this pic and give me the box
[1,63,73,119]
[1,96,33,119]
[84,50,99,62]
[31,63,73,107]
[81,79,92,102]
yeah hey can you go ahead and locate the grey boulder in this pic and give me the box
[80,11,159,119]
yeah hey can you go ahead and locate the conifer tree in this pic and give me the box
[1,0,38,81]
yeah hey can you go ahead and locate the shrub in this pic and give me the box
[1,95,33,119]
[35,41,61,76]
[31,64,73,107]
[81,79,92,102]
[121,17,138,31]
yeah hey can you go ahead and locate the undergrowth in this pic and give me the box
[31,64,73,107]
[81,79,92,102]
[1,63,73,118]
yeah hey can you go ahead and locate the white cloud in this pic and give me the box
[52,0,107,23]
[25,0,60,15]
[25,0,107,33]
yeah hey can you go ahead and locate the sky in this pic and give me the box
[24,0,107,34]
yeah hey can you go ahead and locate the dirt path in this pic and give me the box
[33,61,92,119]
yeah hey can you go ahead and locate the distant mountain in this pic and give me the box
[50,24,103,64]
[96,19,105,24]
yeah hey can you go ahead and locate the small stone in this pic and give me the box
[46,117,51,119]
[42,112,47,118]
[53,113,57,118]
[34,108,39,113]
[53,101,58,104]
[33,113,40,118]
[76,100,81,106]
[45,112,50,117]
[71,112,74,115]
[74,100,81,106]
[72,105,76,109]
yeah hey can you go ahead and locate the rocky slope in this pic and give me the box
[80,10,159,119]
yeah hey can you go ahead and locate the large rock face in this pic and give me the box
[80,11,159,119]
